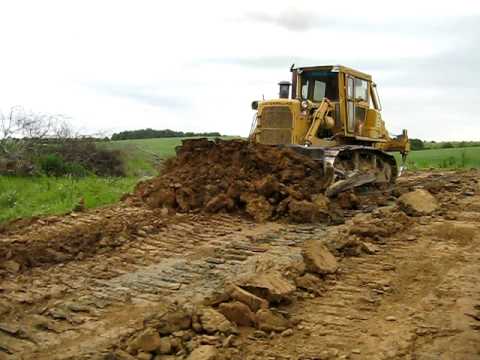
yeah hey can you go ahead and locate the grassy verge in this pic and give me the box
[394,146,480,169]
[102,136,237,177]
[0,176,137,224]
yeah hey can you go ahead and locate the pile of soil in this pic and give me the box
[133,138,335,222]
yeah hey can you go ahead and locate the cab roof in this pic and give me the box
[294,65,372,81]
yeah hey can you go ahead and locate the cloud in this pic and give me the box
[90,83,191,110]
[246,9,336,32]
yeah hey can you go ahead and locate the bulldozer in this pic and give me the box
[249,64,410,196]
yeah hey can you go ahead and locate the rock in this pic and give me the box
[312,194,330,210]
[2,260,20,273]
[252,330,268,339]
[336,191,360,209]
[385,316,397,321]
[288,200,328,223]
[256,309,289,332]
[281,328,293,337]
[254,175,280,197]
[147,189,176,208]
[204,194,234,213]
[156,337,173,355]
[198,335,220,345]
[149,308,192,335]
[244,195,273,222]
[218,301,256,327]
[111,349,137,360]
[240,272,296,304]
[187,345,218,360]
[137,352,153,360]
[153,356,176,360]
[361,242,379,254]
[295,273,324,295]
[127,327,161,353]
[198,308,235,334]
[225,284,268,312]
[222,334,235,348]
[302,240,338,275]
[176,187,196,211]
[398,189,438,216]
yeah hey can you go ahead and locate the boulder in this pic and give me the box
[295,273,324,295]
[244,195,273,222]
[240,272,296,304]
[398,189,438,216]
[150,308,192,336]
[127,327,161,353]
[2,260,20,273]
[336,191,360,210]
[187,345,218,360]
[218,301,256,327]
[137,353,153,360]
[204,194,234,213]
[256,309,289,332]
[198,308,235,334]
[225,284,268,312]
[288,200,329,223]
[111,349,137,360]
[156,337,173,355]
[254,175,280,197]
[302,240,338,275]
[312,194,330,210]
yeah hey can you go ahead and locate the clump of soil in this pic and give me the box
[133,138,334,222]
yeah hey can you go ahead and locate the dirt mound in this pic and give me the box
[133,139,334,222]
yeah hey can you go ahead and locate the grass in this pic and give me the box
[0,136,233,224]
[2,137,478,224]
[395,146,480,169]
[0,176,137,224]
[102,136,236,177]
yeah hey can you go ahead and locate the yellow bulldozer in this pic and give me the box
[250,64,410,196]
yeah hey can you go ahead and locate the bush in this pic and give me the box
[39,154,66,176]
[38,154,89,177]
[32,140,125,177]
[410,138,424,151]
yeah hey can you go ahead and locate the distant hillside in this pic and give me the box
[111,128,221,141]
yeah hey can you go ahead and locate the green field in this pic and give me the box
[103,136,236,177]
[395,146,480,169]
[1,137,479,224]
[0,137,231,224]
[0,176,137,224]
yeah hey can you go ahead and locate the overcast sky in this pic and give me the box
[1,0,479,140]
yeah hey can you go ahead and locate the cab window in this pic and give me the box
[354,78,368,102]
[300,71,338,102]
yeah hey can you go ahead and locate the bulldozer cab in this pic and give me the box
[292,65,376,139]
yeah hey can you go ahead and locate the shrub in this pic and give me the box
[39,154,66,176]
[38,154,89,177]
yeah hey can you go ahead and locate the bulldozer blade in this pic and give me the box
[325,172,377,197]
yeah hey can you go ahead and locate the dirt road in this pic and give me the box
[0,170,479,359]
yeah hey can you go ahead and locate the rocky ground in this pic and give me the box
[1,167,480,360]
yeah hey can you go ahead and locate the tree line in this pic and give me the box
[410,138,480,151]
[111,128,221,140]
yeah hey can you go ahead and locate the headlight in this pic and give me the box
[301,100,308,110]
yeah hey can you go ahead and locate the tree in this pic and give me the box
[0,106,71,158]
[409,138,424,151]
